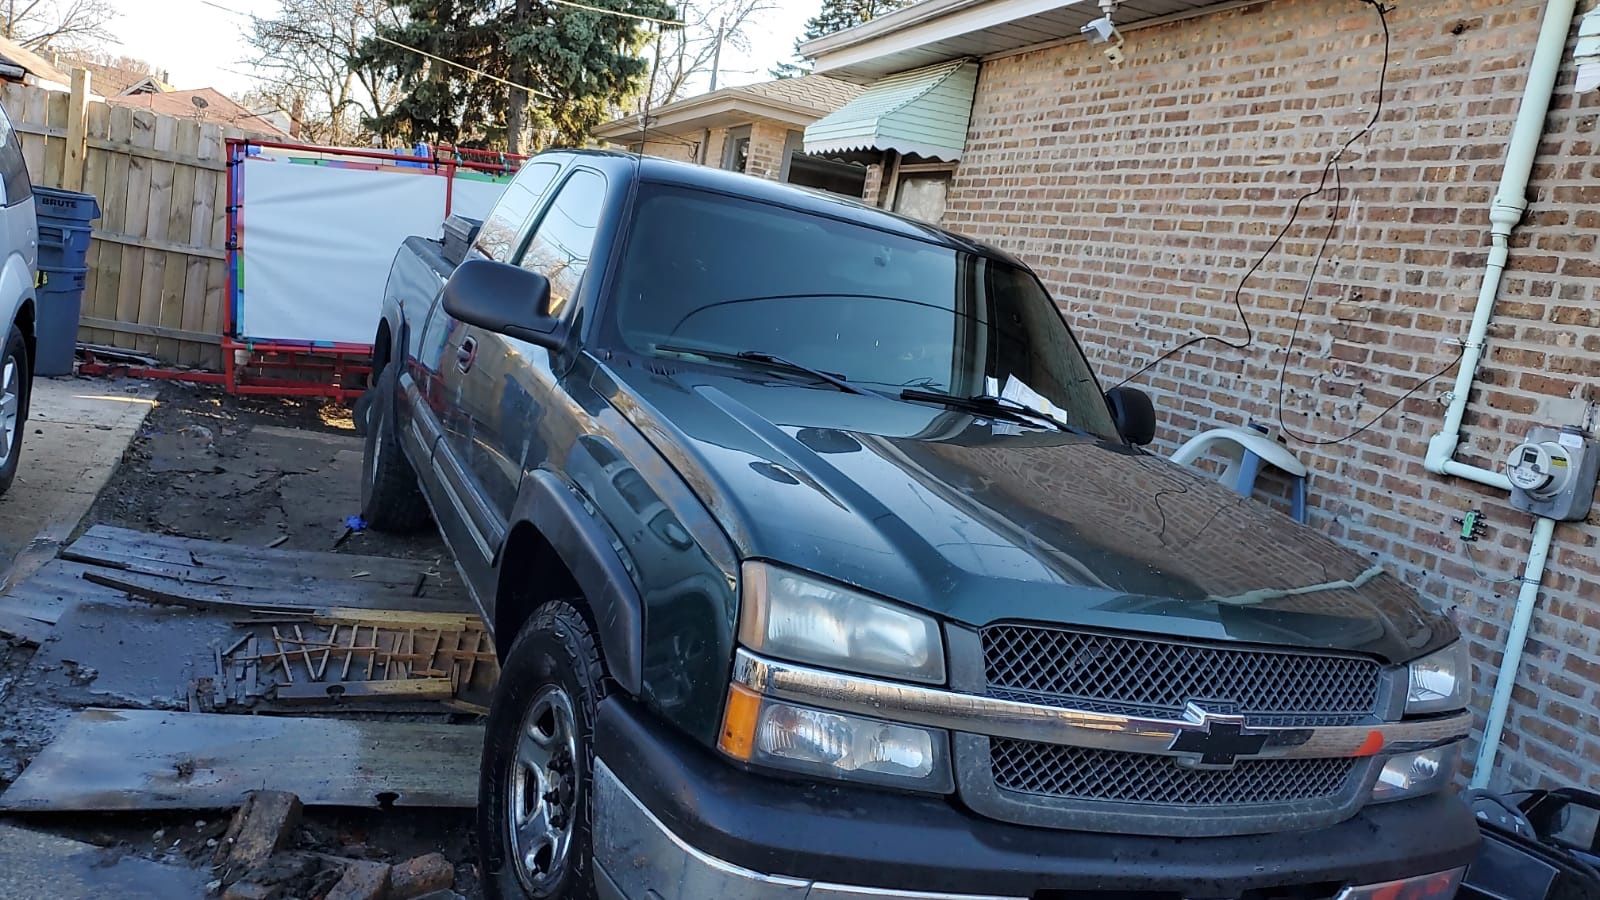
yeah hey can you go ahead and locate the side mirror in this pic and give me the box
[1106,386,1156,446]
[442,258,561,348]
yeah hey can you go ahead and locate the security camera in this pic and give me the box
[1080,15,1119,43]
[1080,15,1126,65]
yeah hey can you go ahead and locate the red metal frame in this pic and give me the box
[203,137,524,401]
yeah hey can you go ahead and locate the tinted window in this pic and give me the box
[611,184,1118,437]
[515,169,605,317]
[474,160,560,262]
[0,105,31,208]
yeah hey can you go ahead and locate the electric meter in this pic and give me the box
[1504,426,1600,521]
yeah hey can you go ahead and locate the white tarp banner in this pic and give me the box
[237,155,508,345]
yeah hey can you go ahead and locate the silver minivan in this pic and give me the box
[0,99,37,498]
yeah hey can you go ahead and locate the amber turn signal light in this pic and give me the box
[718,683,762,761]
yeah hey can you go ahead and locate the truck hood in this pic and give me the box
[596,363,1454,664]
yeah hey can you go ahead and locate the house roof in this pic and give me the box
[58,58,173,96]
[108,88,291,136]
[0,35,72,88]
[593,74,864,143]
[804,60,978,161]
[801,0,1242,82]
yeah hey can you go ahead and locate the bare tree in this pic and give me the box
[245,0,402,145]
[646,0,773,109]
[1,0,115,51]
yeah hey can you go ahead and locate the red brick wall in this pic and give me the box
[945,0,1600,790]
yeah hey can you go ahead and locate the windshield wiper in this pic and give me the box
[655,343,864,395]
[900,387,1071,431]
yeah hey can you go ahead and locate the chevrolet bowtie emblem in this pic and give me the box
[1169,702,1269,770]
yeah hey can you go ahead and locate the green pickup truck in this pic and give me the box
[363,149,1478,900]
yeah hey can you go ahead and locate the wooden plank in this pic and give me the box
[42,89,68,188]
[69,525,451,591]
[77,103,112,346]
[16,86,47,185]
[90,106,132,349]
[88,230,225,260]
[159,121,202,361]
[77,315,222,345]
[112,110,156,351]
[0,709,483,811]
[181,124,224,367]
[62,68,90,191]
[133,114,177,355]
[78,569,479,628]
[85,137,228,170]
[0,608,51,644]
[274,678,456,704]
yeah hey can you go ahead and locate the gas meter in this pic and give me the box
[1504,425,1600,521]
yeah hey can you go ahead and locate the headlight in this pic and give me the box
[719,686,953,791]
[1406,641,1471,714]
[1370,745,1460,803]
[739,562,945,684]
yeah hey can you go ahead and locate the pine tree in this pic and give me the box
[771,0,911,79]
[360,0,671,149]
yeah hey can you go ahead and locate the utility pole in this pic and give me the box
[708,14,725,92]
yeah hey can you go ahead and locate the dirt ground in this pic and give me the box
[87,382,444,562]
[0,381,482,898]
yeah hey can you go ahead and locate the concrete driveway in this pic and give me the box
[0,377,156,587]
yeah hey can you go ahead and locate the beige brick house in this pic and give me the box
[801,0,1600,793]
[593,74,873,196]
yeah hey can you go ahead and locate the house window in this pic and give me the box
[892,165,955,225]
[721,125,751,173]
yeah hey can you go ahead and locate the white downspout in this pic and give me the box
[1424,0,1578,489]
[1415,0,1580,789]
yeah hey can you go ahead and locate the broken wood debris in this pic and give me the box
[215,790,304,875]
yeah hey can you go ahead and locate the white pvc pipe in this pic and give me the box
[1471,515,1558,789]
[1424,0,1579,486]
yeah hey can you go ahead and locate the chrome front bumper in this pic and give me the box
[592,759,1024,900]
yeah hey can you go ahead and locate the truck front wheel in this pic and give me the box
[479,600,607,900]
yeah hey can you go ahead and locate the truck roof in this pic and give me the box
[532,148,1026,269]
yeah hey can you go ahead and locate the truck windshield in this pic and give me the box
[611,183,1118,438]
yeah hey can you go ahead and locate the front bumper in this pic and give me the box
[594,697,1480,899]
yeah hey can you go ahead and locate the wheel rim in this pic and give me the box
[368,412,383,484]
[506,684,579,895]
[0,354,18,469]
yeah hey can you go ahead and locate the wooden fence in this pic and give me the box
[2,74,252,370]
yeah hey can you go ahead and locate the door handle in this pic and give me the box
[457,337,477,373]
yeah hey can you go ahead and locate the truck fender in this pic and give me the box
[504,469,644,695]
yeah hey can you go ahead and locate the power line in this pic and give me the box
[371,34,552,99]
[548,0,683,27]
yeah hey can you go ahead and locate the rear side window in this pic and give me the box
[0,104,30,208]
[474,160,560,262]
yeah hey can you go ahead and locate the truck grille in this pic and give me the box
[991,739,1357,807]
[982,625,1382,724]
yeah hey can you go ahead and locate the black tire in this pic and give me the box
[0,325,28,500]
[479,601,608,900]
[352,388,373,438]
[359,363,430,531]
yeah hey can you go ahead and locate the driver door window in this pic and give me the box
[514,168,606,317]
